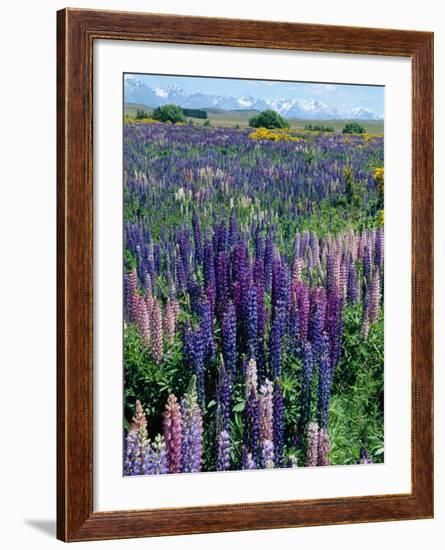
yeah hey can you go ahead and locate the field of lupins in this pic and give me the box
[123,122,384,476]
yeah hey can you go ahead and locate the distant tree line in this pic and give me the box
[134,105,209,124]
[304,124,335,132]
[182,108,208,119]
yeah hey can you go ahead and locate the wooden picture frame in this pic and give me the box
[57,8,434,542]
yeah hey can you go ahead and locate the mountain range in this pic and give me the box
[124,76,383,120]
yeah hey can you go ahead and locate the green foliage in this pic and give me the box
[249,109,290,129]
[304,124,335,132]
[342,122,366,134]
[135,108,149,120]
[182,108,208,119]
[328,304,384,464]
[203,119,212,127]
[152,104,186,124]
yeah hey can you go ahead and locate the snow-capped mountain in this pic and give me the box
[124,76,382,120]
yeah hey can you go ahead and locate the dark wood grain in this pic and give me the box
[57,8,434,542]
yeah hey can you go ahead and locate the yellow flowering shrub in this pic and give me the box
[248,127,302,142]
[124,116,160,125]
[373,167,384,195]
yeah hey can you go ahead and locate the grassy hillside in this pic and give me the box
[124,103,384,134]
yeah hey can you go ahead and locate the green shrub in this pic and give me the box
[342,122,366,134]
[152,104,186,124]
[249,109,290,129]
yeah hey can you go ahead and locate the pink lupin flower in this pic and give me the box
[163,394,182,473]
[259,379,274,444]
[361,314,370,339]
[306,421,319,467]
[292,257,303,285]
[137,295,150,346]
[171,297,180,323]
[368,269,381,324]
[244,357,258,400]
[151,298,164,363]
[317,428,330,466]
[132,399,147,433]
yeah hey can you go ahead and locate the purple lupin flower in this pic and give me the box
[124,272,131,321]
[245,284,258,359]
[243,388,259,467]
[300,341,314,430]
[192,210,203,266]
[124,400,148,476]
[181,376,203,473]
[269,303,285,379]
[243,452,257,470]
[317,428,330,466]
[261,439,275,469]
[175,252,187,294]
[256,280,266,340]
[217,357,231,433]
[163,394,182,473]
[359,448,374,464]
[129,267,139,323]
[264,233,274,292]
[309,288,326,362]
[347,260,359,304]
[317,334,332,430]
[306,421,319,467]
[203,239,215,291]
[143,434,169,475]
[363,243,372,281]
[326,288,344,369]
[273,379,284,468]
[222,302,237,379]
[199,298,216,360]
[216,251,229,321]
[124,429,142,476]
[375,228,384,269]
[216,430,231,471]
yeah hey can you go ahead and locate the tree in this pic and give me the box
[135,108,149,120]
[182,108,208,119]
[342,122,366,134]
[152,104,185,124]
[249,110,290,129]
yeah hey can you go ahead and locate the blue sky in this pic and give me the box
[127,74,384,116]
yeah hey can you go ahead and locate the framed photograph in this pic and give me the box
[57,8,434,542]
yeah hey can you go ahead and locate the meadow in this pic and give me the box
[124,103,385,133]
[123,122,384,476]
